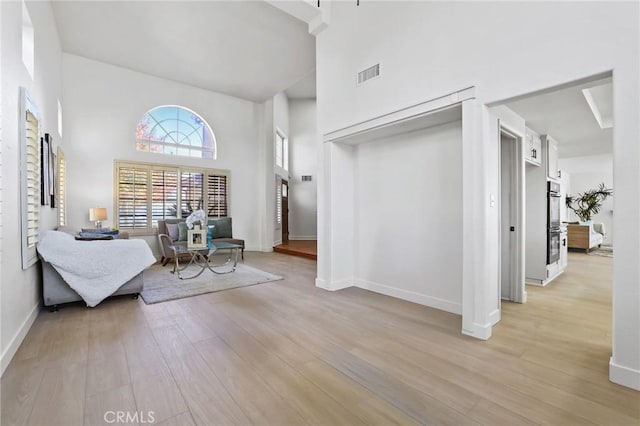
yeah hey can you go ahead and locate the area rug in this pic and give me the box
[140,263,282,304]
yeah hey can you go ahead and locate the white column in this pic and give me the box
[610,65,640,390]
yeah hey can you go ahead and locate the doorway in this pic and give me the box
[499,128,525,303]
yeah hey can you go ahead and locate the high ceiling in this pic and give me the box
[51,0,316,102]
[506,77,613,159]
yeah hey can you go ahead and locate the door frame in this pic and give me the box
[498,122,526,305]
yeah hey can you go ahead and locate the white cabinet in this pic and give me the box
[544,135,559,180]
[560,228,568,270]
[525,128,541,166]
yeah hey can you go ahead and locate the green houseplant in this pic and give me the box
[566,183,613,222]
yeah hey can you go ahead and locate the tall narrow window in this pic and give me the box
[151,169,178,227]
[180,172,204,217]
[275,132,283,168]
[25,111,39,247]
[21,88,41,269]
[207,174,228,217]
[57,148,66,226]
[275,176,282,228]
[136,106,216,159]
[117,165,149,230]
[57,99,63,138]
[275,130,288,171]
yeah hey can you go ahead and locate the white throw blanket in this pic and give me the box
[37,230,156,307]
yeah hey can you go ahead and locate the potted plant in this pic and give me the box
[566,183,613,222]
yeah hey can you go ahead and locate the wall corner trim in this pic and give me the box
[1,302,40,376]
[609,357,640,391]
[315,277,353,291]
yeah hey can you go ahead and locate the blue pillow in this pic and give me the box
[177,222,188,241]
[207,225,215,242]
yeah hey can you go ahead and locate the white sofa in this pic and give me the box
[567,223,605,253]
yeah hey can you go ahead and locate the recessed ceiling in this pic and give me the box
[506,77,613,159]
[51,1,316,102]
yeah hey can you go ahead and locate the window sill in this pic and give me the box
[118,229,157,237]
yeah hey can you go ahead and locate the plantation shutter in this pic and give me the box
[57,148,66,226]
[207,174,228,217]
[151,169,178,227]
[180,172,203,218]
[275,177,282,228]
[25,111,40,247]
[118,166,149,229]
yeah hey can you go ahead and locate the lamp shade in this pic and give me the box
[89,207,107,221]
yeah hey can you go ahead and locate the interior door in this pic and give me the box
[500,133,515,300]
[282,180,289,242]
[499,126,526,304]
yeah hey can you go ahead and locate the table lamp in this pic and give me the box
[89,207,107,228]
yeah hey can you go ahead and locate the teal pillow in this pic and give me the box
[208,217,232,238]
[177,222,188,241]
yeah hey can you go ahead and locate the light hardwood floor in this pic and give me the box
[1,252,638,425]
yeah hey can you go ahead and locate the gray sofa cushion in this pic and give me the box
[208,217,233,238]
[177,222,188,241]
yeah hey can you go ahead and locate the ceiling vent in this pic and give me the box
[357,64,380,85]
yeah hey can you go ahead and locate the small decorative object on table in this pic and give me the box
[185,209,206,229]
[187,229,206,249]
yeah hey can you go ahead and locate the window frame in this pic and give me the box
[114,160,230,235]
[20,87,40,269]
[135,105,217,160]
[275,128,288,172]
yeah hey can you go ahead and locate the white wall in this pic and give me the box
[62,54,264,255]
[1,0,63,373]
[288,99,318,239]
[316,1,640,389]
[355,122,462,313]
[559,154,614,245]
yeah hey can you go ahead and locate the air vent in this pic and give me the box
[357,63,380,85]
[302,175,313,182]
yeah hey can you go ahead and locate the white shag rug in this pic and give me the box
[141,263,282,304]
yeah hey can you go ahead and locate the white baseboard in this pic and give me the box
[244,246,268,252]
[462,322,493,340]
[1,302,40,376]
[610,357,640,390]
[354,279,461,315]
[315,277,353,291]
[288,235,317,241]
[488,308,501,326]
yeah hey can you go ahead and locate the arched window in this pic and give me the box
[136,105,216,159]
